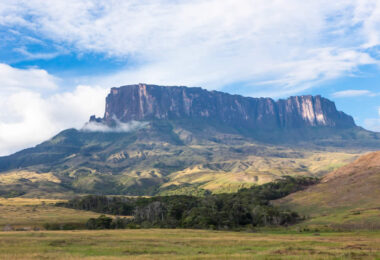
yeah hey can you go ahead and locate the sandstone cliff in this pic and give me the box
[96,84,355,130]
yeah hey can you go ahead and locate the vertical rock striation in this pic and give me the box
[97,83,355,130]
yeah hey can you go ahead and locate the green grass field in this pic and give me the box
[1,229,380,259]
[1,194,380,259]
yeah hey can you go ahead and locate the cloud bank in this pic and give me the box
[0,64,107,156]
[1,1,380,155]
[2,0,380,93]
[0,63,58,92]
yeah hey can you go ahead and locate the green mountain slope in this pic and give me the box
[0,119,371,197]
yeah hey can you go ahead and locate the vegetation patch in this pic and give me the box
[62,176,319,230]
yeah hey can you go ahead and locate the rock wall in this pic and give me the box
[99,83,355,129]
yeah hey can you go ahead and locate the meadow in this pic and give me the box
[1,229,380,259]
[0,197,101,230]
[1,194,380,259]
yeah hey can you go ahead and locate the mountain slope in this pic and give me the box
[0,84,379,197]
[0,120,360,197]
[276,151,380,229]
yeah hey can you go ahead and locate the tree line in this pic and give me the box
[60,176,319,230]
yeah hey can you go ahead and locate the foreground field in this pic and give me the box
[0,229,379,259]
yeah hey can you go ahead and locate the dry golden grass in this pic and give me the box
[0,197,63,206]
[164,151,358,193]
[0,170,61,184]
[0,197,100,230]
[0,229,379,259]
[275,151,380,229]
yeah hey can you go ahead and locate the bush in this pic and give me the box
[43,222,86,230]
[86,215,113,229]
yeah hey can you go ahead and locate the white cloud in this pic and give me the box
[0,63,58,92]
[1,1,380,155]
[13,47,61,60]
[332,89,373,98]
[82,119,148,133]
[1,0,380,92]
[0,64,107,156]
[47,85,108,130]
[353,0,380,48]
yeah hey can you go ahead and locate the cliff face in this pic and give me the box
[99,84,355,129]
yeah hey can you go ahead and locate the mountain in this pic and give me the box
[98,84,355,129]
[275,151,380,229]
[0,84,379,197]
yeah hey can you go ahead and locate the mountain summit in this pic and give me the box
[0,84,379,197]
[93,84,355,130]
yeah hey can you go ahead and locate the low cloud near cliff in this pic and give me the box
[81,119,148,133]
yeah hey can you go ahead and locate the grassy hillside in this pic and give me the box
[0,120,366,197]
[0,149,359,198]
[275,151,380,229]
[162,151,357,194]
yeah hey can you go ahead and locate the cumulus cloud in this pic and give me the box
[0,64,107,156]
[0,63,58,92]
[82,119,148,133]
[1,0,380,91]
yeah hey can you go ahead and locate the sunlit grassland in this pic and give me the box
[0,229,379,259]
[163,151,359,194]
[296,208,380,230]
[0,198,380,259]
[0,148,359,197]
[0,197,101,229]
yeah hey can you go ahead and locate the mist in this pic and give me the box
[81,119,148,133]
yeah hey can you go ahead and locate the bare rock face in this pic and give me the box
[99,83,355,130]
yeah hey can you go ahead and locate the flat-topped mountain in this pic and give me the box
[0,84,379,197]
[97,84,355,130]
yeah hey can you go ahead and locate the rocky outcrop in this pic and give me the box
[94,83,355,130]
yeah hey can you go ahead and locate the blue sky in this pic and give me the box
[0,0,379,155]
